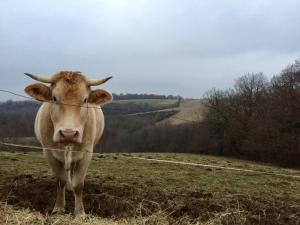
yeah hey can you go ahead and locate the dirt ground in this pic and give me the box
[0,173,299,225]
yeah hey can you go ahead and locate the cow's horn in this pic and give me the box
[24,73,52,83]
[88,76,113,86]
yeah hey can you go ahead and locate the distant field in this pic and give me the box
[0,151,299,225]
[112,98,206,124]
[113,99,178,106]
[160,99,206,124]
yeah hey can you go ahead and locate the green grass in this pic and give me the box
[1,151,300,225]
[3,151,299,195]
[89,153,300,196]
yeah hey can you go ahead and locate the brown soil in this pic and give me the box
[1,174,300,225]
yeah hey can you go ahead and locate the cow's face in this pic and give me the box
[24,71,112,143]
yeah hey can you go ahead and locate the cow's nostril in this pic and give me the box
[74,131,79,137]
[59,130,65,138]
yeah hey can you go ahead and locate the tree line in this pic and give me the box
[202,61,300,167]
[99,61,300,168]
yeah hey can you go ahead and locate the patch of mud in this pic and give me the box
[0,174,55,213]
[0,174,300,225]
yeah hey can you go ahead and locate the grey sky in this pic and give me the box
[1,0,300,101]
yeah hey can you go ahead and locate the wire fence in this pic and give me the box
[0,89,198,123]
[1,142,300,180]
[0,89,108,110]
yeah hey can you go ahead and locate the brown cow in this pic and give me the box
[24,71,112,217]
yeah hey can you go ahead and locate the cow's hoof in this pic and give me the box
[52,207,65,214]
[74,211,86,219]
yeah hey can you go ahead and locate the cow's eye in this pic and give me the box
[52,96,57,102]
[84,98,88,103]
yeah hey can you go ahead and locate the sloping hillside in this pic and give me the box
[112,99,206,125]
[159,99,206,124]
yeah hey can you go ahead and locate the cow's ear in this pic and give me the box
[89,89,113,105]
[24,83,51,101]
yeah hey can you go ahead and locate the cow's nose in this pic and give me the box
[59,129,79,139]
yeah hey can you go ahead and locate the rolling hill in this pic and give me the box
[112,98,206,124]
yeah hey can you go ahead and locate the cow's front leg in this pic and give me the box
[74,181,84,216]
[44,150,67,214]
[53,178,66,214]
[71,155,91,217]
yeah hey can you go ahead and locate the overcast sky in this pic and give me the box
[1,0,300,101]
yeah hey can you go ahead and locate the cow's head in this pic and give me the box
[24,71,113,143]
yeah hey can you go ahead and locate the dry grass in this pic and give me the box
[0,202,126,225]
[0,203,249,225]
[158,99,206,125]
[0,203,203,225]
[112,99,206,125]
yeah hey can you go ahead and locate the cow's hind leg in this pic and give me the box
[44,150,67,214]
[71,156,91,217]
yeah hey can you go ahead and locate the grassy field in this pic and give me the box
[161,99,206,124]
[0,151,300,225]
[113,99,178,106]
[114,99,206,124]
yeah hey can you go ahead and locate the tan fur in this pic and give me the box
[25,71,111,217]
[51,71,88,86]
